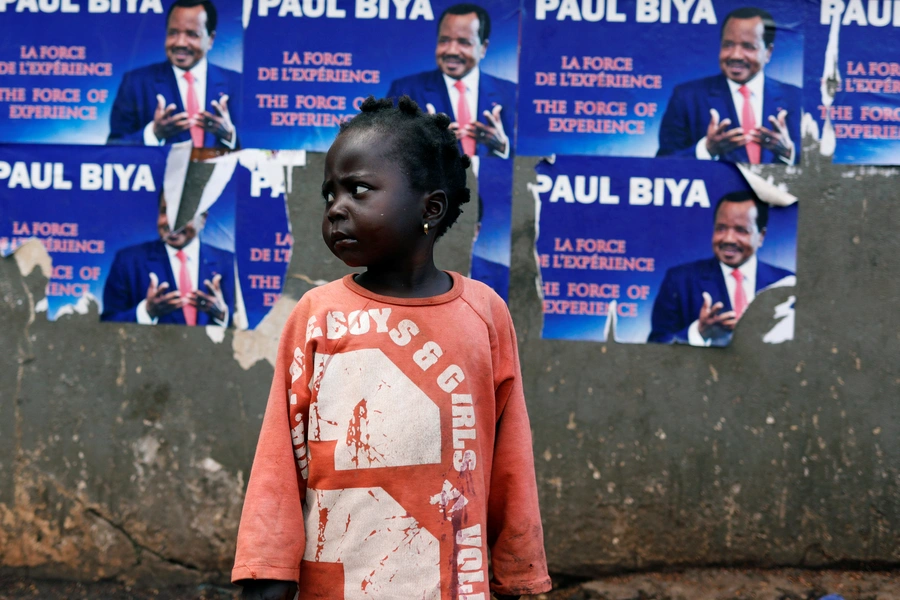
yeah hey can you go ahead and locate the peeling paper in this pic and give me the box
[529,177,546,303]
[232,260,248,331]
[55,294,99,318]
[205,326,226,344]
[196,154,239,219]
[162,141,193,229]
[604,300,616,341]
[801,112,821,147]
[12,238,52,278]
[241,0,253,28]
[275,150,307,166]
[763,295,796,345]
[237,149,285,196]
[9,238,52,329]
[231,294,297,370]
[275,150,307,195]
[735,165,798,207]
[165,150,237,231]
[818,12,842,157]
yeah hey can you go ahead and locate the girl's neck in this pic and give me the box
[354,263,452,298]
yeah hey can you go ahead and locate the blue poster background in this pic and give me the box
[470,157,513,300]
[233,154,293,329]
[535,156,798,343]
[241,0,519,150]
[0,0,243,145]
[803,0,900,164]
[518,0,804,158]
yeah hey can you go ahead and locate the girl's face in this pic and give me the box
[322,129,428,269]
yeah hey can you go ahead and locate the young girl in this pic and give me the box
[232,97,551,600]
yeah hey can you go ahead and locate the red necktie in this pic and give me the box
[184,70,204,148]
[454,79,476,157]
[731,269,748,319]
[176,250,197,326]
[739,85,760,164]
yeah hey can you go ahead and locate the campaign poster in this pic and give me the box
[241,0,519,152]
[243,0,520,298]
[804,0,900,164]
[0,0,243,147]
[470,157,513,300]
[533,156,798,346]
[518,0,804,165]
[0,145,291,330]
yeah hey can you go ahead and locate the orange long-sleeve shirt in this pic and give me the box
[233,272,551,599]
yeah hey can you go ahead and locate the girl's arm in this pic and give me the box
[486,303,552,597]
[233,301,313,585]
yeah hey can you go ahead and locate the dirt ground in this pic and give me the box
[1,569,897,600]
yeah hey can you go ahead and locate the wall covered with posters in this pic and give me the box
[1,0,900,587]
[6,0,894,341]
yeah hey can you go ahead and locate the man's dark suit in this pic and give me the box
[387,69,516,158]
[107,61,241,147]
[648,257,794,345]
[101,239,235,326]
[656,74,802,163]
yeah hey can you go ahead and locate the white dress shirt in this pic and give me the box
[687,255,758,346]
[143,59,236,148]
[443,68,479,125]
[441,68,509,159]
[695,74,793,164]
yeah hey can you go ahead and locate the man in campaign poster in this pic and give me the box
[533,155,798,345]
[656,6,802,164]
[100,190,235,327]
[387,3,516,159]
[107,0,241,148]
[648,190,794,346]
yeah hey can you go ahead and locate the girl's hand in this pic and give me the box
[239,579,297,600]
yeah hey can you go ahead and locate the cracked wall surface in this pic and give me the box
[1,144,899,584]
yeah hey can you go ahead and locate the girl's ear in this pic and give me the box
[423,189,448,226]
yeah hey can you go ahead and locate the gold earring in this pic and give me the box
[423,222,429,235]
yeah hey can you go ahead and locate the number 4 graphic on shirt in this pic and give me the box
[309,349,442,470]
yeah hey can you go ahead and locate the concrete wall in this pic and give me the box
[1,139,898,584]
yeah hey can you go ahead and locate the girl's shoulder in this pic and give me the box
[292,273,509,318]
[455,273,513,327]
[299,277,348,300]
[456,273,506,305]
[284,277,353,319]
